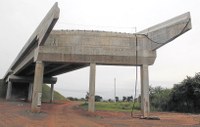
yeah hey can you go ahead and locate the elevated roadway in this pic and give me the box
[2,3,191,117]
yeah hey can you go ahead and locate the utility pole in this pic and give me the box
[134,26,138,103]
[133,27,137,33]
[114,78,116,102]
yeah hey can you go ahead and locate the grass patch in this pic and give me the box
[81,101,140,112]
[42,84,66,102]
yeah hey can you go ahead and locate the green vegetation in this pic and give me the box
[168,73,200,113]
[80,73,200,113]
[149,86,171,111]
[85,92,102,102]
[42,84,66,102]
[81,101,140,112]
[1,72,200,114]
[150,73,200,113]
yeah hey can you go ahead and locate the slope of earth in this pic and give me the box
[0,100,199,127]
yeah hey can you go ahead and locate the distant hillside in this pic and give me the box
[42,84,66,102]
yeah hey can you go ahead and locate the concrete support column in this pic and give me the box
[140,64,150,117]
[6,82,12,100]
[88,63,96,112]
[50,84,54,103]
[28,83,33,102]
[31,61,44,113]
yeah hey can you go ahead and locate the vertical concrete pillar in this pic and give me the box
[28,83,33,102]
[50,84,54,103]
[140,64,150,117]
[6,82,12,100]
[88,63,96,112]
[31,61,44,113]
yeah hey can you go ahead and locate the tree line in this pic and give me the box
[150,73,200,113]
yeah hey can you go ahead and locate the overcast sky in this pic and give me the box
[0,0,200,100]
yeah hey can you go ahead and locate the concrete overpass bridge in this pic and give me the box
[1,3,191,117]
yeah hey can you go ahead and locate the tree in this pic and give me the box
[85,92,103,102]
[85,92,89,101]
[122,96,127,102]
[127,96,133,102]
[115,96,119,102]
[168,73,200,113]
[95,95,102,102]
[149,86,171,111]
[67,97,78,101]
[108,99,112,102]
[142,73,200,113]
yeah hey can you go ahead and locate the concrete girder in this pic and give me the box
[13,50,34,75]
[44,63,88,77]
[3,2,60,80]
[7,75,57,84]
[37,52,156,66]
[36,31,156,66]
[138,12,191,50]
[44,64,71,75]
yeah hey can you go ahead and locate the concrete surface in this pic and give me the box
[140,64,150,117]
[6,82,12,100]
[31,61,44,112]
[28,83,33,102]
[88,63,96,112]
[50,84,54,103]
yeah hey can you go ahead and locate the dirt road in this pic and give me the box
[0,100,199,127]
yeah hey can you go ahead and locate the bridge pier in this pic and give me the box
[140,64,150,117]
[28,83,33,102]
[88,63,96,112]
[6,81,12,100]
[50,84,54,103]
[31,61,44,113]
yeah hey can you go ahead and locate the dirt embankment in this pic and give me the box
[0,100,200,127]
